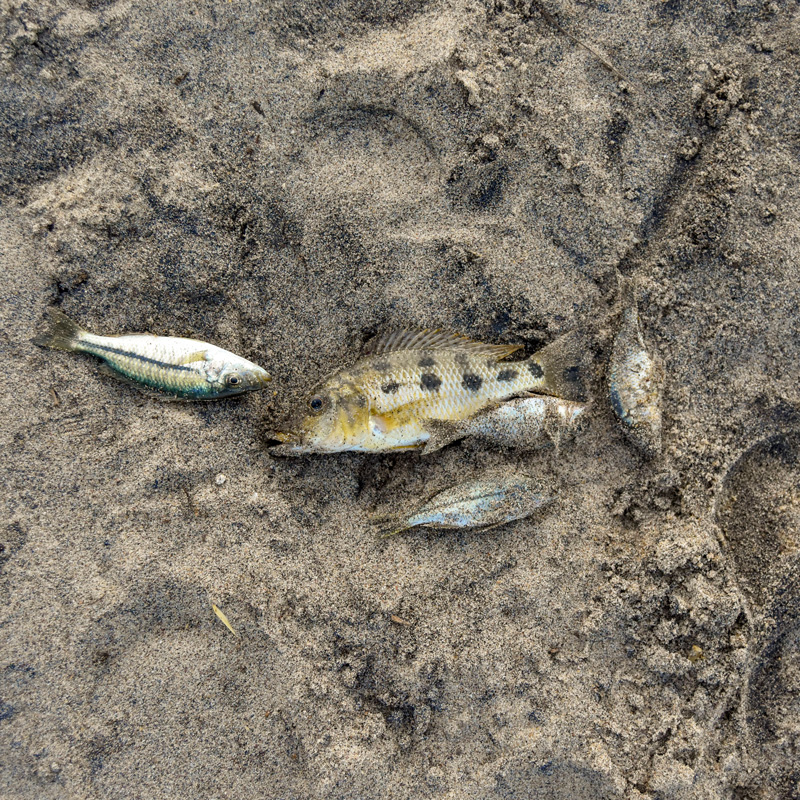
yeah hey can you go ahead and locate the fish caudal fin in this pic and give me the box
[615,269,639,309]
[33,308,86,352]
[369,510,411,538]
[527,331,588,402]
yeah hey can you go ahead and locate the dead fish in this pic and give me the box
[34,308,271,399]
[269,327,583,455]
[379,471,554,536]
[608,280,663,456]
[422,394,587,454]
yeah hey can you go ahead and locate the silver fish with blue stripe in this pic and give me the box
[34,309,271,399]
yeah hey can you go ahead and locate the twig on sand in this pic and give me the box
[529,1,631,87]
[212,602,239,637]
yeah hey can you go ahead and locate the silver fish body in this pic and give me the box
[422,395,586,454]
[383,472,554,535]
[608,296,663,456]
[34,309,271,399]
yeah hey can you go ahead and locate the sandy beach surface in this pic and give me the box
[2,1,800,797]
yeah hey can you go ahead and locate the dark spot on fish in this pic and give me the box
[462,374,483,391]
[420,373,441,391]
[563,366,580,383]
[419,356,436,368]
[381,381,399,394]
[497,369,518,382]
[528,362,544,379]
[355,395,368,407]
[373,361,391,372]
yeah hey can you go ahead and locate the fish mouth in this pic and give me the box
[264,429,306,456]
[267,430,297,444]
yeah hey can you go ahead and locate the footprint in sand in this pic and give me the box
[715,431,800,796]
[715,431,800,611]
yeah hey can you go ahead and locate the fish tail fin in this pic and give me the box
[33,309,86,352]
[380,524,411,539]
[370,510,412,537]
[527,331,588,402]
[615,269,639,309]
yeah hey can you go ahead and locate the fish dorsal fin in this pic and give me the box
[364,328,521,360]
[178,350,209,365]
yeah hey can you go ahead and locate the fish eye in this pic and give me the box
[225,373,242,387]
[309,395,325,413]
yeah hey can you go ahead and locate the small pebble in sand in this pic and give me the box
[688,645,705,663]
[215,473,227,486]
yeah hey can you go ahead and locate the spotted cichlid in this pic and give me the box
[34,309,271,399]
[379,471,554,536]
[269,327,583,455]
[608,280,663,456]
[422,395,586,454]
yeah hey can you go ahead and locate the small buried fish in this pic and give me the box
[608,280,663,456]
[378,471,554,536]
[269,327,583,455]
[34,308,271,400]
[422,394,586,454]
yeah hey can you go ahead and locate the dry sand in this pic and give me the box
[2,0,800,797]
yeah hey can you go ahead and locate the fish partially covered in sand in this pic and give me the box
[422,394,586,454]
[378,471,554,536]
[608,280,663,456]
[34,308,271,400]
[269,327,583,454]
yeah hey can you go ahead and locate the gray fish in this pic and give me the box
[608,280,663,456]
[34,309,271,400]
[379,471,554,536]
[422,395,586,454]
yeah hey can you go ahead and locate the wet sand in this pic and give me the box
[2,1,800,797]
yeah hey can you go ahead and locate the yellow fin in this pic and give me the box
[211,603,239,637]
[363,327,521,360]
[178,350,208,365]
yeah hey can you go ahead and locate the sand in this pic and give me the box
[2,0,800,797]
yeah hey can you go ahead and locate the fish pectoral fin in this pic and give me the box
[369,413,391,435]
[422,402,509,454]
[177,350,209,365]
[420,418,472,455]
